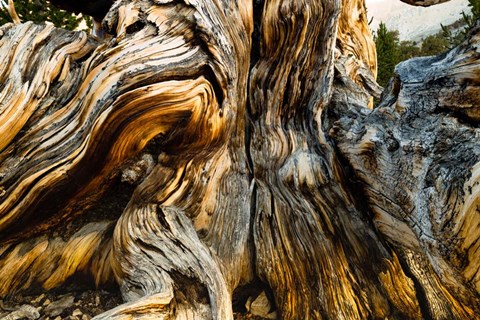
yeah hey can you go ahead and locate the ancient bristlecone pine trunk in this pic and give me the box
[0,0,478,318]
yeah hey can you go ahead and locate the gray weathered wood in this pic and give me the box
[0,0,478,319]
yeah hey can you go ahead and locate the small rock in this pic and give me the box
[81,315,91,320]
[1,304,40,320]
[31,294,45,305]
[54,316,61,320]
[71,309,82,317]
[44,296,74,317]
[68,316,79,320]
[94,295,100,306]
[42,299,51,306]
[248,291,276,319]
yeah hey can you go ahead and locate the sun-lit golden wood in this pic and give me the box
[0,0,478,319]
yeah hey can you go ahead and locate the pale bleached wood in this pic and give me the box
[0,0,478,319]
[332,24,480,319]
[247,0,412,318]
[7,0,20,24]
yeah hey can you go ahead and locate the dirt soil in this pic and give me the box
[0,289,122,320]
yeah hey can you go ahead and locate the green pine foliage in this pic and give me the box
[0,0,83,30]
[375,0,479,89]
[441,23,466,48]
[374,22,399,88]
[374,24,452,88]
[419,34,449,56]
[441,0,480,47]
[397,40,420,61]
[465,0,480,26]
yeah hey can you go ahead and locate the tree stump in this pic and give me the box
[0,0,478,319]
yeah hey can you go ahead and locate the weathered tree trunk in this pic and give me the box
[0,0,478,319]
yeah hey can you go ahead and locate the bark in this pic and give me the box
[399,0,451,6]
[0,0,478,319]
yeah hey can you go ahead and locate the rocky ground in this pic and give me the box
[0,290,122,320]
[0,288,276,319]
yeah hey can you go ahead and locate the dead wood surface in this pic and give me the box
[0,0,478,319]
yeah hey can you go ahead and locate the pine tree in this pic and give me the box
[420,33,449,56]
[466,0,480,25]
[441,0,480,48]
[0,0,83,30]
[398,40,420,61]
[374,22,399,87]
